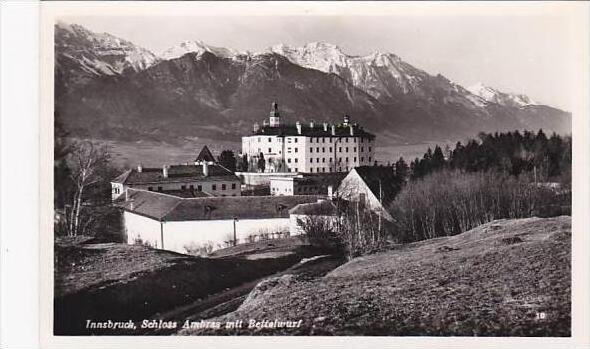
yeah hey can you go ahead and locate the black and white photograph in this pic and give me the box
[30,1,589,346]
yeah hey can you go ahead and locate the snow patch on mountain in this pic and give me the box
[55,21,159,75]
[468,82,536,108]
[161,40,246,60]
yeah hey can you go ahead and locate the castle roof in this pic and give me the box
[250,124,375,139]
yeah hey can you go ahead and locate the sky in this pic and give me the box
[66,12,578,111]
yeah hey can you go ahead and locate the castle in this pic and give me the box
[241,102,376,173]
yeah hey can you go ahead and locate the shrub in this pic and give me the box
[297,202,391,259]
[388,170,567,243]
[183,241,214,257]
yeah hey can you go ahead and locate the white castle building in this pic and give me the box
[241,102,376,173]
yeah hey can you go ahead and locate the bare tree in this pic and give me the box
[66,141,110,236]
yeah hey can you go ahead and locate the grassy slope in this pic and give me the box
[181,216,571,336]
[54,240,302,335]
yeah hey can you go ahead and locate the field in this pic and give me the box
[84,138,441,169]
[180,216,571,336]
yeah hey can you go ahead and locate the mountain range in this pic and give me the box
[54,22,571,145]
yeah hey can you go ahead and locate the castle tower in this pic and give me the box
[269,101,280,127]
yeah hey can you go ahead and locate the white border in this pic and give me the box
[36,2,590,349]
[1,1,40,349]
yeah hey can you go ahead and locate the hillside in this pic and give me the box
[53,238,304,335]
[55,23,571,146]
[180,216,571,336]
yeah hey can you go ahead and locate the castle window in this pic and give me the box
[268,148,272,153]
[361,147,364,152]
[310,158,313,163]
[322,137,325,143]
[287,158,291,163]
[345,137,349,143]
[339,158,342,163]
[316,158,320,163]
[322,147,325,152]
[222,184,226,190]
[310,138,313,143]
[316,147,319,152]
[310,147,313,153]
[354,157,357,162]
[310,168,313,173]
[354,147,357,152]
[197,185,202,191]
[369,157,372,162]
[158,186,163,192]
[294,138,298,143]
[287,147,291,153]
[329,158,332,162]
[339,147,342,152]
[346,157,349,162]
[369,147,372,152]
[268,137,272,142]
[361,157,364,162]
[148,187,153,191]
[346,147,349,152]
[329,147,332,152]
[294,148,298,153]
[322,168,326,172]
[322,158,325,163]
[295,168,298,172]
[287,138,292,143]
[231,183,236,189]
[181,185,186,190]
[212,184,217,191]
[295,158,298,163]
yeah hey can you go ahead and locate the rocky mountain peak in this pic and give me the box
[468,82,536,107]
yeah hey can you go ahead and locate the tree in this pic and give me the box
[431,145,446,171]
[257,152,266,173]
[218,150,237,172]
[394,157,410,181]
[54,112,74,209]
[66,141,111,236]
[236,154,248,172]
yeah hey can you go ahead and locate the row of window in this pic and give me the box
[310,146,371,153]
[309,167,349,173]
[257,146,372,155]
[146,182,237,192]
[256,136,373,144]
[305,156,371,164]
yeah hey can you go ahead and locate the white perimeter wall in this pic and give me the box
[124,211,292,254]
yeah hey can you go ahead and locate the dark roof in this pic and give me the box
[195,146,215,163]
[296,173,347,187]
[111,164,239,185]
[351,166,402,206]
[159,189,213,198]
[114,190,180,221]
[251,123,375,139]
[116,189,323,221]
